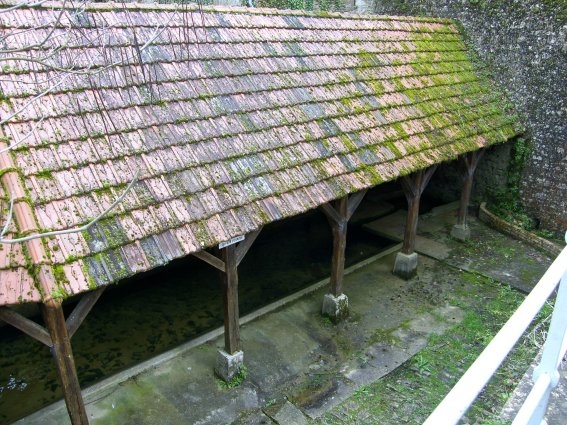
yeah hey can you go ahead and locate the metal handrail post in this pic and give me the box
[513,270,567,425]
[424,245,567,425]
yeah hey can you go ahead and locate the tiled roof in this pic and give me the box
[0,3,522,305]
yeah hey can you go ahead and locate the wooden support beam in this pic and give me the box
[193,250,226,272]
[41,300,89,425]
[456,150,485,227]
[319,190,367,298]
[400,166,437,254]
[66,288,105,339]
[319,202,343,225]
[0,306,51,346]
[235,227,262,266]
[192,230,262,355]
[220,243,240,354]
[346,189,368,221]
[329,197,348,296]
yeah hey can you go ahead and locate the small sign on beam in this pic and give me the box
[219,235,245,249]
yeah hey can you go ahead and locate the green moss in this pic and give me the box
[52,265,69,285]
[0,88,13,108]
[193,221,210,246]
[50,288,68,301]
[339,133,358,152]
[366,79,385,96]
[35,169,53,179]
[256,208,270,223]
[368,327,401,345]
[357,49,377,69]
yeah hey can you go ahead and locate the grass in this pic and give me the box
[217,365,248,390]
[315,271,551,425]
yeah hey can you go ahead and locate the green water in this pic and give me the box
[0,210,393,424]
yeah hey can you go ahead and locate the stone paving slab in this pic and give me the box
[363,213,451,260]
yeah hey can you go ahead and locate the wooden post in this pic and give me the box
[400,172,423,255]
[452,150,485,241]
[193,228,262,381]
[329,197,348,297]
[220,243,240,355]
[41,300,89,425]
[394,166,437,279]
[319,190,367,321]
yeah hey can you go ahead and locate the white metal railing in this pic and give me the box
[424,237,567,425]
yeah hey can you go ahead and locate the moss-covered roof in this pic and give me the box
[0,2,522,304]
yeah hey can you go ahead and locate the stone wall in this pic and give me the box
[344,0,566,233]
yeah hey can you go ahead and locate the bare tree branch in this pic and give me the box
[0,115,45,153]
[0,170,140,244]
[0,0,50,14]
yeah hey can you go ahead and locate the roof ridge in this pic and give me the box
[0,130,56,301]
[12,1,454,24]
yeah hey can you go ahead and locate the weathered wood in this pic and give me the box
[456,150,485,226]
[193,250,226,272]
[221,244,240,354]
[319,202,343,224]
[66,288,105,339]
[41,300,89,425]
[402,190,421,254]
[400,166,437,254]
[194,231,262,355]
[0,306,52,346]
[235,227,263,266]
[329,197,348,296]
[346,189,368,221]
[320,192,367,297]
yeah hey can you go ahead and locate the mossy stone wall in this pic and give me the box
[343,0,566,232]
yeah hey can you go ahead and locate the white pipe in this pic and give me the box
[512,373,552,425]
[424,246,567,425]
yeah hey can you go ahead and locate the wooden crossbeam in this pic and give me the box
[66,288,105,338]
[346,190,368,221]
[319,202,343,224]
[0,306,51,346]
[193,250,226,272]
[236,227,263,266]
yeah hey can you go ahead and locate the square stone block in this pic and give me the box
[322,293,349,322]
[451,224,471,241]
[215,349,244,382]
[393,252,418,280]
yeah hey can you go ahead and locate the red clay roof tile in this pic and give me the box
[0,3,522,305]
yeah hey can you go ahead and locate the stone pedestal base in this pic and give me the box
[215,350,244,382]
[451,224,471,241]
[393,252,418,280]
[322,293,349,322]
